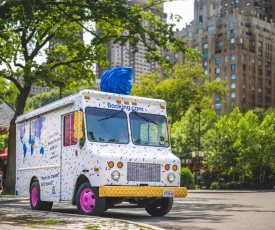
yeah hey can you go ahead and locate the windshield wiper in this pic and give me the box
[98,109,124,122]
[131,110,159,125]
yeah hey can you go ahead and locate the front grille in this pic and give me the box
[127,162,161,182]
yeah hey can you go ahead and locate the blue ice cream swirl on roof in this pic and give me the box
[100,67,133,95]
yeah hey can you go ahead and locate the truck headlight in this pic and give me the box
[111,170,120,181]
[167,173,176,182]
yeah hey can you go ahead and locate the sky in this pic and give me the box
[163,0,194,30]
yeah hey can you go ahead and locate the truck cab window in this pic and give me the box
[130,111,169,147]
[85,107,129,144]
[64,114,77,146]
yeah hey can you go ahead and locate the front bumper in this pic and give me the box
[99,186,187,198]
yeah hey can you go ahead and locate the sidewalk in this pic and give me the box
[0,193,163,230]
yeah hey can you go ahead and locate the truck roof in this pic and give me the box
[16,90,166,123]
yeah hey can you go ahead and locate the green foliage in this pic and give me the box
[0,133,9,150]
[204,107,275,188]
[132,62,227,123]
[25,88,77,112]
[171,107,217,157]
[180,167,195,189]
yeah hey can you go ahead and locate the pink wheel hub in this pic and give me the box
[80,188,96,212]
[31,187,38,206]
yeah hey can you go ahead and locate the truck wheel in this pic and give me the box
[30,181,53,211]
[76,182,106,216]
[145,197,173,217]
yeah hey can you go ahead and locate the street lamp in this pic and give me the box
[195,107,202,153]
[53,81,65,99]
[192,107,204,186]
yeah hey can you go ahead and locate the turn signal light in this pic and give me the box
[172,165,178,171]
[108,161,114,168]
[164,164,170,170]
[117,162,123,168]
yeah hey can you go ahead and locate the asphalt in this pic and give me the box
[2,189,274,229]
[0,192,164,230]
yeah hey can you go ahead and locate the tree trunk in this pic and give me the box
[5,86,31,194]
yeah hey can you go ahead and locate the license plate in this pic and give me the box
[163,190,174,198]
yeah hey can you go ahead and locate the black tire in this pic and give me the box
[30,181,53,211]
[145,197,173,217]
[76,182,106,216]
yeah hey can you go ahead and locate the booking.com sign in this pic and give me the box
[107,102,143,112]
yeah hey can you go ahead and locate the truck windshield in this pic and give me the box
[129,111,169,147]
[85,107,129,144]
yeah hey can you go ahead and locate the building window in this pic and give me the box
[231,73,236,80]
[215,67,221,74]
[199,15,203,24]
[231,83,236,89]
[165,55,170,60]
[208,25,214,31]
[194,45,199,50]
[245,2,250,6]
[203,52,208,58]
[231,92,236,98]
[203,60,208,67]
[203,43,208,49]
[215,104,221,110]
[229,21,234,27]
[216,77,221,82]
[217,41,223,47]
[230,54,236,61]
[258,41,263,48]
[231,64,235,70]
[224,56,228,62]
[174,53,178,59]
[231,101,236,107]
[215,58,221,65]
[230,37,235,44]
[187,32,192,37]
[198,28,203,34]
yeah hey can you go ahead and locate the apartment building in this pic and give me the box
[165,0,275,114]
[96,0,165,82]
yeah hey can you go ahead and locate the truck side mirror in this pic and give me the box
[74,110,84,140]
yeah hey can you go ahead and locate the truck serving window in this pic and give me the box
[64,114,78,146]
[85,107,129,144]
[129,111,169,147]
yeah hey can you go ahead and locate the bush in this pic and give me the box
[180,167,195,188]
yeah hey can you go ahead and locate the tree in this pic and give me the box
[133,62,227,122]
[0,0,196,193]
[25,88,77,112]
[204,108,242,181]
[171,107,217,158]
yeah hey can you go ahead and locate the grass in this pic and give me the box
[85,225,100,230]
[42,219,60,226]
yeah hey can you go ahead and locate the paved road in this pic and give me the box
[1,190,275,229]
[103,190,275,230]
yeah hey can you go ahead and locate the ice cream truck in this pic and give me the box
[16,89,187,216]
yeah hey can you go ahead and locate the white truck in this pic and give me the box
[16,89,187,216]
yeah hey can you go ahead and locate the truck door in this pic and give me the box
[61,112,82,201]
